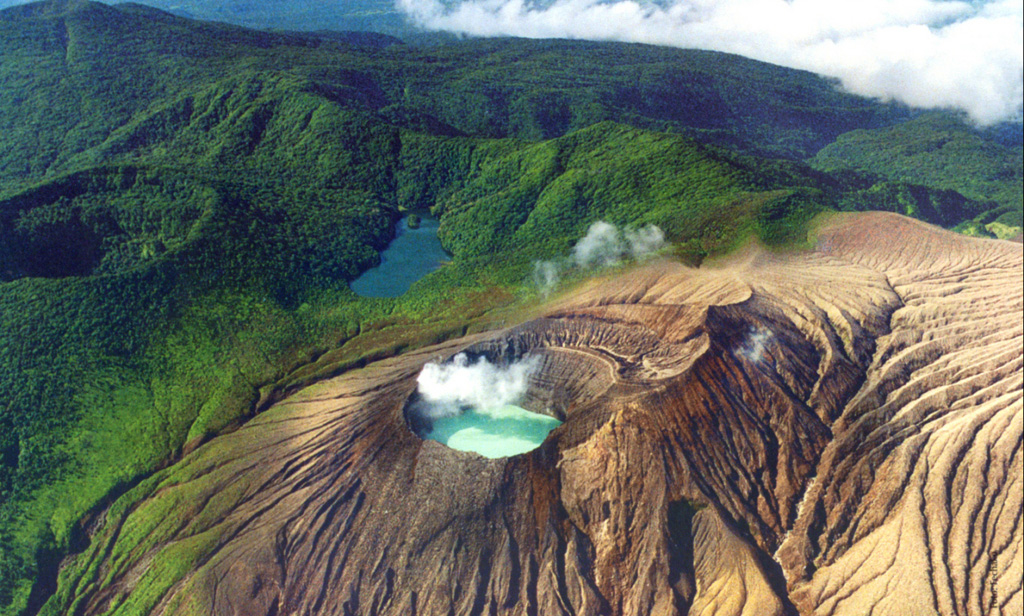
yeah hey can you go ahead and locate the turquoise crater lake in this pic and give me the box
[425,404,562,459]
[350,214,449,297]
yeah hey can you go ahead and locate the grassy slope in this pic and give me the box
[0,1,1018,613]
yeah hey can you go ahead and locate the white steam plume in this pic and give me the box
[535,220,666,294]
[533,260,561,295]
[396,0,1024,125]
[624,224,666,259]
[414,352,540,418]
[573,220,626,268]
[573,220,666,268]
[736,327,773,363]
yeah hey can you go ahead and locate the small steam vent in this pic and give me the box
[405,351,562,458]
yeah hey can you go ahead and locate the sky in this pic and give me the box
[2,0,1020,124]
[397,0,1023,124]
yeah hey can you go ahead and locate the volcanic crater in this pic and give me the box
[54,213,1022,616]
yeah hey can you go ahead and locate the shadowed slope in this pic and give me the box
[42,213,1022,615]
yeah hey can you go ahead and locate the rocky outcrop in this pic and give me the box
[53,213,1021,615]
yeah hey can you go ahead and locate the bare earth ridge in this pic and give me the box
[56,212,1022,616]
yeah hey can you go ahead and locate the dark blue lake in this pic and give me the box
[350,215,449,297]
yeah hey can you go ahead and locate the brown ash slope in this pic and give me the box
[52,213,1021,616]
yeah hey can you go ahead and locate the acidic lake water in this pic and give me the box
[425,405,562,458]
[350,214,449,297]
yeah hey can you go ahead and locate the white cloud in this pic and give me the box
[396,0,1024,124]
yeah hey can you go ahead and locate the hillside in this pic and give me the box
[0,0,411,33]
[0,0,924,185]
[0,1,1020,614]
[812,114,1024,238]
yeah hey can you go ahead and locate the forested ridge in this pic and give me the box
[0,1,1020,613]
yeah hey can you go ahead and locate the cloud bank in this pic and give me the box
[396,0,1024,124]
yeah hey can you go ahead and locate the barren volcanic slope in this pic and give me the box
[45,212,1021,616]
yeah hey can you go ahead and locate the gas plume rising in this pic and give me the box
[736,327,773,363]
[412,352,541,419]
[535,220,665,294]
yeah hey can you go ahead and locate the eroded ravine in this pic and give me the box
[49,213,1022,616]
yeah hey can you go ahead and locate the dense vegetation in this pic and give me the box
[0,0,411,33]
[0,1,1019,613]
[812,113,1023,238]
